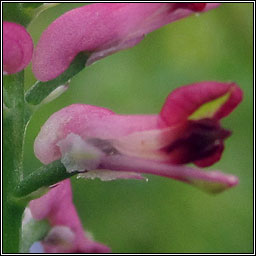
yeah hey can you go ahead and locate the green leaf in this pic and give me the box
[25,52,90,105]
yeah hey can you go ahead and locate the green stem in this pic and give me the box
[4,72,25,179]
[3,204,24,253]
[14,160,78,197]
[3,72,26,253]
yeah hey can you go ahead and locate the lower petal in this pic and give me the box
[99,154,239,194]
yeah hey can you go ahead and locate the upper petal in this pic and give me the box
[34,104,158,164]
[159,81,243,127]
[3,21,33,74]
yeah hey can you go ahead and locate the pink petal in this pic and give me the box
[160,81,243,127]
[29,179,72,221]
[3,21,33,74]
[32,3,220,81]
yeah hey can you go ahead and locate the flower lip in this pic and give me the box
[162,118,231,165]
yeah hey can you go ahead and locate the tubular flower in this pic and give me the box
[34,81,242,193]
[28,179,110,253]
[3,21,33,74]
[32,3,220,81]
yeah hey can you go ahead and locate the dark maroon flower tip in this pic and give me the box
[194,143,224,167]
[161,118,231,166]
[174,3,207,12]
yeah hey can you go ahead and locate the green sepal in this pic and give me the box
[20,217,50,253]
[25,52,90,105]
[10,186,50,208]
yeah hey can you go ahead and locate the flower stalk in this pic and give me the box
[14,161,77,198]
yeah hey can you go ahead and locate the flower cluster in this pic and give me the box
[3,2,243,253]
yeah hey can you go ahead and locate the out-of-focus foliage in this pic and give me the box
[23,3,253,253]
[3,3,43,26]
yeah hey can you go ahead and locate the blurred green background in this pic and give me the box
[22,3,253,253]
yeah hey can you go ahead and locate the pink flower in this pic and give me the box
[3,21,33,74]
[34,81,242,193]
[32,3,220,81]
[28,179,110,253]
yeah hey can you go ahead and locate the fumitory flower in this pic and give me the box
[3,21,33,74]
[24,179,110,253]
[34,81,242,193]
[32,3,220,81]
